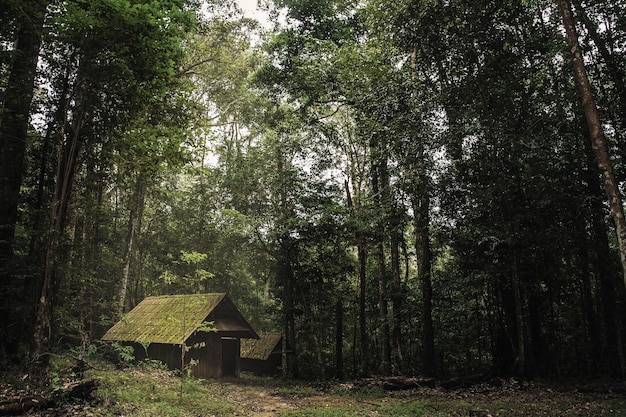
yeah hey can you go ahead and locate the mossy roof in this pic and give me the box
[101,293,258,344]
[240,332,291,360]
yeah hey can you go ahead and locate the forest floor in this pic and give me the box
[2,364,626,416]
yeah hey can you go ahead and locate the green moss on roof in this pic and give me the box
[102,293,226,345]
[240,332,284,360]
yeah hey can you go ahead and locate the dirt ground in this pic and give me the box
[3,371,626,416]
[203,376,626,416]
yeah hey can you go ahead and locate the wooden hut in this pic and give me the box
[240,332,293,377]
[101,293,258,378]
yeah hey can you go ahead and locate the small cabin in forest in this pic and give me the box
[101,293,258,378]
[240,332,293,377]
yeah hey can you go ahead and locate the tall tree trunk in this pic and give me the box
[571,0,626,149]
[22,57,77,354]
[558,0,626,290]
[117,176,146,318]
[335,299,344,379]
[576,219,602,374]
[583,137,626,377]
[345,179,369,376]
[78,143,105,350]
[30,89,86,371]
[307,306,326,380]
[410,48,436,377]
[0,0,49,356]
[407,131,435,377]
[375,239,391,375]
[372,149,391,375]
[510,250,525,377]
[281,331,288,379]
[412,191,435,377]
[276,148,298,378]
[283,259,298,378]
[390,213,403,374]
[358,239,368,376]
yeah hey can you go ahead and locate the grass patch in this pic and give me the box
[378,400,451,416]
[273,383,323,398]
[86,367,238,417]
[30,359,626,417]
[280,405,365,417]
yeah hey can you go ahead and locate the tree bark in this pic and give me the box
[557,0,626,290]
[117,176,146,318]
[31,78,87,371]
[412,190,435,377]
[0,379,98,416]
[510,250,525,377]
[410,47,436,377]
[371,149,391,375]
[571,0,626,143]
[358,238,368,376]
[0,0,49,356]
[583,137,626,377]
[390,212,403,374]
[276,148,298,378]
[335,299,344,379]
[345,179,369,376]
[308,307,326,380]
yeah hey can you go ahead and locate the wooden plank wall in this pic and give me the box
[186,332,222,378]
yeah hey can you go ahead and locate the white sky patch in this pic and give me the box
[238,0,272,28]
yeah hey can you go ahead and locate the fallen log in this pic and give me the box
[353,376,437,390]
[441,374,494,390]
[0,378,99,416]
[50,378,99,400]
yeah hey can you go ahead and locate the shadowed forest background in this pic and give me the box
[1,0,626,382]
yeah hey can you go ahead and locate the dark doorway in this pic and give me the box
[221,338,240,377]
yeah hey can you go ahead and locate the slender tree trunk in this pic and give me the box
[284,267,298,377]
[558,0,626,290]
[78,144,105,349]
[579,257,602,374]
[335,299,344,379]
[371,151,391,375]
[583,137,626,377]
[345,179,369,376]
[410,48,436,377]
[358,240,368,376]
[510,250,525,377]
[390,214,403,374]
[31,89,86,371]
[589,211,626,377]
[308,308,326,380]
[281,332,288,379]
[276,148,298,378]
[573,162,602,374]
[376,241,391,375]
[117,176,146,318]
[571,0,626,137]
[412,191,435,377]
[0,0,49,356]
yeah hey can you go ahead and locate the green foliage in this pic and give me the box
[92,368,237,416]
[5,0,626,385]
[196,320,217,333]
[378,402,449,417]
[111,342,136,363]
[281,407,364,417]
[137,358,170,371]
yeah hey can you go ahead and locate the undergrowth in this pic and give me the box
[16,356,624,417]
[86,367,238,417]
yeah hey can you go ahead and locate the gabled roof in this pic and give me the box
[101,293,258,344]
[241,332,291,360]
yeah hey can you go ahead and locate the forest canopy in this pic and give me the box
[1,0,626,381]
